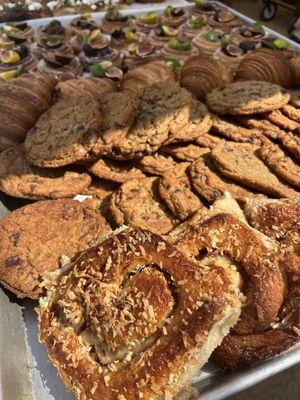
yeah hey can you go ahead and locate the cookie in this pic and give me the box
[88,157,145,183]
[91,92,139,157]
[278,131,300,161]
[160,143,210,162]
[211,114,261,143]
[265,109,299,131]
[110,177,178,235]
[0,199,110,298]
[25,96,102,168]
[195,132,224,148]
[136,154,178,176]
[114,82,192,159]
[190,154,254,203]
[288,88,300,108]
[0,145,91,200]
[238,116,281,139]
[258,139,300,189]
[163,98,212,144]
[206,81,290,115]
[159,163,203,220]
[211,142,297,198]
[281,104,300,123]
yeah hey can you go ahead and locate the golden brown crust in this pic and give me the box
[39,227,242,400]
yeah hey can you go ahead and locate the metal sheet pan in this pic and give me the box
[0,2,299,400]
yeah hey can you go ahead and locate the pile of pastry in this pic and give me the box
[0,1,296,82]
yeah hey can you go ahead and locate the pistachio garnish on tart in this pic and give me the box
[136,12,160,33]
[0,44,37,73]
[70,28,109,54]
[90,62,123,80]
[261,36,295,58]
[161,38,198,63]
[110,27,147,50]
[179,16,208,40]
[161,5,188,28]
[149,24,178,48]
[230,22,267,46]
[192,28,225,56]
[101,6,134,34]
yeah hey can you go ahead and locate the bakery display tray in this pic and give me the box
[0,2,300,400]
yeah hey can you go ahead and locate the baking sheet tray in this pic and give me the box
[0,2,300,399]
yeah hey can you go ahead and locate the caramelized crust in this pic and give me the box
[39,227,241,400]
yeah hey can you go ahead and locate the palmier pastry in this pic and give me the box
[170,194,285,335]
[161,6,188,28]
[101,7,134,34]
[0,73,56,150]
[39,227,242,400]
[180,55,233,100]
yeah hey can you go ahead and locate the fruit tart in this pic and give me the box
[209,9,242,34]
[230,22,267,46]
[148,25,178,49]
[161,6,188,28]
[70,29,109,55]
[80,41,122,71]
[179,16,208,40]
[136,12,160,33]
[37,49,82,79]
[101,6,134,34]
[70,14,98,35]
[192,28,224,56]
[161,38,198,63]
[190,0,218,18]
[1,22,34,46]
[122,43,160,69]
[0,44,37,74]
[110,28,147,50]
[214,41,258,73]
[261,36,295,59]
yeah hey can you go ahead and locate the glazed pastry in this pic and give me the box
[136,11,160,33]
[148,24,179,49]
[179,16,208,40]
[37,49,82,79]
[161,38,198,64]
[230,22,267,46]
[70,29,109,54]
[190,0,218,18]
[39,226,241,400]
[101,6,134,34]
[180,55,233,100]
[110,28,147,50]
[192,28,225,56]
[122,43,160,69]
[0,44,37,73]
[32,20,71,59]
[70,13,98,35]
[0,73,56,150]
[161,5,188,28]
[209,9,242,34]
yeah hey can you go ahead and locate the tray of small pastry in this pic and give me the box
[0,66,300,400]
[0,0,299,81]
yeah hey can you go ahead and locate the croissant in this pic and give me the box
[39,226,242,400]
[0,73,56,151]
[235,48,292,88]
[180,55,233,100]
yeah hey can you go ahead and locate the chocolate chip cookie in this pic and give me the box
[211,114,261,143]
[159,163,203,220]
[136,154,178,176]
[110,177,178,235]
[0,199,110,298]
[195,132,224,148]
[281,104,300,124]
[88,157,145,183]
[25,96,102,167]
[238,116,281,139]
[160,143,210,162]
[0,145,91,200]
[258,139,300,189]
[211,142,297,197]
[265,109,299,131]
[278,131,300,161]
[206,81,290,115]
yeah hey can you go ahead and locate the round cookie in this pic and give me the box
[206,81,290,115]
[265,109,299,131]
[0,145,91,200]
[136,154,178,176]
[0,199,111,298]
[110,177,178,235]
[160,143,210,162]
[25,96,102,168]
[88,157,145,183]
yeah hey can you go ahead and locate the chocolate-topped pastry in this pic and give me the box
[148,25,179,49]
[230,22,267,46]
[192,28,224,56]
[70,13,98,35]
[209,9,242,34]
[110,28,147,50]
[37,49,82,79]
[122,43,160,69]
[179,16,208,40]
[70,29,109,54]
[136,12,161,33]
[80,41,122,71]
[0,44,37,73]
[190,0,219,18]
[161,5,188,28]
[161,37,198,63]
[101,6,134,34]
[32,20,71,59]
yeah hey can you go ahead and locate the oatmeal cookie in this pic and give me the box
[0,145,91,200]
[110,177,178,235]
[25,96,102,167]
[206,81,290,115]
[0,199,110,298]
[211,142,298,197]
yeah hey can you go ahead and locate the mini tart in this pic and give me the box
[161,40,198,63]
[178,16,208,40]
[110,29,148,50]
[34,20,70,44]
[192,29,224,56]
[2,22,34,45]
[37,51,82,79]
[161,6,189,28]
[190,2,218,18]
[101,8,134,34]
[148,26,179,49]
[70,30,109,55]
[70,14,99,35]
[136,13,161,34]
[80,45,122,70]
[230,24,267,46]
[0,46,37,73]
[32,23,71,59]
[209,9,243,34]
[122,44,160,69]
[214,45,247,73]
